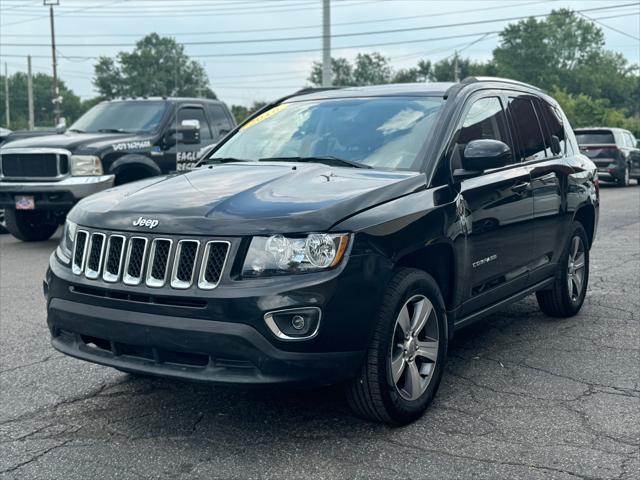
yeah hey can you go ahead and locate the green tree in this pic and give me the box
[309,53,396,86]
[551,87,640,137]
[0,72,83,130]
[429,55,496,82]
[93,33,215,99]
[493,9,604,89]
[231,101,267,123]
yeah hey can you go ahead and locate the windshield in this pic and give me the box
[575,131,615,145]
[68,101,168,134]
[210,96,444,171]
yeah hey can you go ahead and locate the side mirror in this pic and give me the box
[164,120,201,146]
[462,139,512,171]
[550,135,562,155]
[453,139,512,181]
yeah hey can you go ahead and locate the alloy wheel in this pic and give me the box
[567,236,586,303]
[390,294,439,401]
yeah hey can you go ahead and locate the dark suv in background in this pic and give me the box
[575,127,640,186]
[44,77,598,424]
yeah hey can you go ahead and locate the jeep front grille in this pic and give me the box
[123,237,148,285]
[171,240,200,289]
[71,230,230,290]
[199,241,231,289]
[146,239,172,288]
[103,235,125,282]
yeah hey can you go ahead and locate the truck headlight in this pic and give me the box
[56,219,77,264]
[242,233,350,277]
[70,155,103,176]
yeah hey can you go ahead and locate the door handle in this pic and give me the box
[511,182,530,194]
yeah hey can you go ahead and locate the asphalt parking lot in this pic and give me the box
[0,185,638,480]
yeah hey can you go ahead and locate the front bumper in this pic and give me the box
[0,175,114,210]
[48,298,363,385]
[45,247,391,385]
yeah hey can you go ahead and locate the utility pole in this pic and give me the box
[453,51,460,83]
[4,63,10,129]
[322,0,331,87]
[45,0,61,126]
[28,56,35,130]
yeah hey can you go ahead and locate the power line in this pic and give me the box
[2,3,637,48]
[0,0,554,38]
[0,0,379,26]
[578,11,640,42]
[1,10,637,62]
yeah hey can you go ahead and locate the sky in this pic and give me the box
[0,0,638,107]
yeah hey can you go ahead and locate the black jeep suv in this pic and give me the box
[44,78,598,424]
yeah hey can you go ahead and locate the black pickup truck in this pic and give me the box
[0,97,235,241]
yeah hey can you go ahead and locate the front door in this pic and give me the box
[164,104,219,172]
[452,95,534,315]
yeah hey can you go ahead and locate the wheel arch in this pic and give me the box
[573,203,596,249]
[395,242,456,312]
[108,154,162,185]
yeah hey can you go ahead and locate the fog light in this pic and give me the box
[291,315,305,330]
[264,307,321,341]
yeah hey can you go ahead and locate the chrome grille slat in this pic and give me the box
[123,237,148,286]
[146,239,173,288]
[171,240,200,289]
[198,241,230,290]
[72,231,89,275]
[103,235,126,283]
[85,233,106,279]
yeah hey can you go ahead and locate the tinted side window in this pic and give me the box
[624,132,636,147]
[450,97,512,169]
[208,105,233,138]
[537,100,566,155]
[508,97,547,161]
[177,106,212,140]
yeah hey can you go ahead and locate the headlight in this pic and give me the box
[70,155,103,176]
[56,219,77,264]
[242,233,350,277]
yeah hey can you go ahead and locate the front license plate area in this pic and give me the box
[15,195,35,210]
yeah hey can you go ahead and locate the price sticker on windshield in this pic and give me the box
[241,104,288,130]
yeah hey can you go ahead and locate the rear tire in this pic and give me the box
[619,166,630,187]
[0,209,8,234]
[5,209,59,242]
[345,268,447,425]
[536,222,589,317]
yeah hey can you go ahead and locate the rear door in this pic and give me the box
[518,96,569,284]
[453,93,534,315]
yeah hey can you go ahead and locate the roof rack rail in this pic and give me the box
[461,76,545,92]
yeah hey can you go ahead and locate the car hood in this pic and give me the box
[0,132,152,154]
[70,162,425,235]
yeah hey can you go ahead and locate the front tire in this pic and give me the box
[5,209,59,242]
[345,268,447,425]
[536,222,589,317]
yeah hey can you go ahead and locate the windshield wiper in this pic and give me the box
[258,156,371,169]
[201,157,250,165]
[96,128,132,133]
[67,128,84,133]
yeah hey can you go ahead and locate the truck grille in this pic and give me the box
[0,152,69,179]
[71,230,230,290]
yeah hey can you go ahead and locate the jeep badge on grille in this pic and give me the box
[133,216,159,229]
